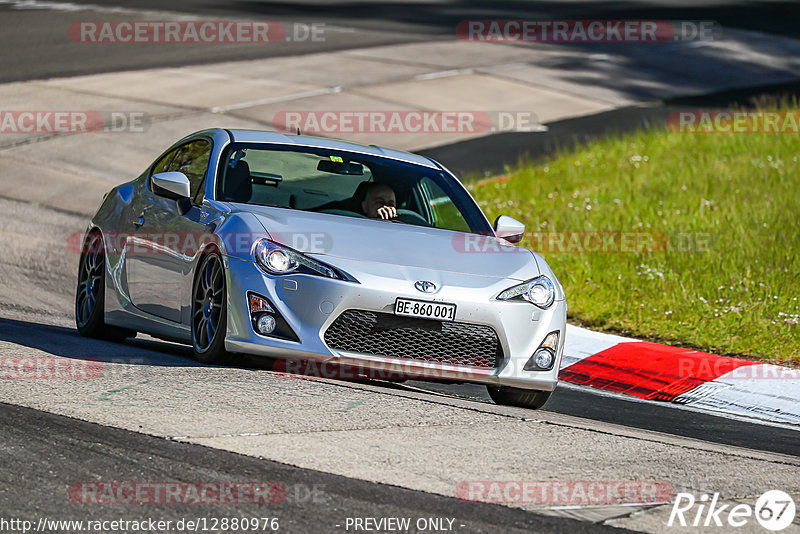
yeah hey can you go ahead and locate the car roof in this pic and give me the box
[222,129,439,169]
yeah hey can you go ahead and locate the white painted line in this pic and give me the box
[559,381,800,432]
[674,363,800,425]
[324,24,358,34]
[210,86,343,113]
[0,0,199,18]
[415,69,475,81]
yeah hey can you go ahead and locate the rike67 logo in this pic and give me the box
[668,490,796,531]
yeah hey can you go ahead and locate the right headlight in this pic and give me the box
[254,239,341,279]
[497,275,555,309]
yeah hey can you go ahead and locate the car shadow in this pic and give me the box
[0,318,468,396]
[0,317,203,368]
[0,317,396,379]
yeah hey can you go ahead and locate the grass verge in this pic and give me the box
[468,107,800,366]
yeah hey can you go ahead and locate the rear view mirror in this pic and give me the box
[494,215,525,244]
[152,171,191,200]
[317,159,364,175]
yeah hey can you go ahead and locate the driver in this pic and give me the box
[360,182,398,220]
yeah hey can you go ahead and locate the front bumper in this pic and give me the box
[223,255,566,391]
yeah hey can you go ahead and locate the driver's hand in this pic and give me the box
[376,205,397,220]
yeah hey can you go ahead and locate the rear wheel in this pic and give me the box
[75,232,135,341]
[191,252,232,364]
[487,385,552,410]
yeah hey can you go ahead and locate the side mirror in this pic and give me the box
[494,215,525,244]
[152,171,191,200]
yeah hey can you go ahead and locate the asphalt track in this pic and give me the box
[1,1,800,532]
[2,318,799,459]
[1,315,798,532]
[3,0,800,82]
[0,402,631,533]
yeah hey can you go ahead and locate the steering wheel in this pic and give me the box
[394,209,431,226]
[318,209,367,218]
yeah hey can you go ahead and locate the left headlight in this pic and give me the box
[497,275,555,309]
[254,239,341,279]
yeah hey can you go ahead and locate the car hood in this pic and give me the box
[243,206,540,281]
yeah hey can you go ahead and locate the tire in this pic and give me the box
[191,252,232,364]
[486,385,552,410]
[75,231,135,341]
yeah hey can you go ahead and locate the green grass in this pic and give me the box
[468,108,800,366]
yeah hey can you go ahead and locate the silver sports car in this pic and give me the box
[76,129,566,409]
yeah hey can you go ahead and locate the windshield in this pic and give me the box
[215,144,492,234]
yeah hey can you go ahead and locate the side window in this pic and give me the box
[151,148,179,177]
[168,140,211,203]
[420,177,471,233]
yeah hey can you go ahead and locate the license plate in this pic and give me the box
[395,298,456,322]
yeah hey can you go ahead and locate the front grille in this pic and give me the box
[323,309,502,369]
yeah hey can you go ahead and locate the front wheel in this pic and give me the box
[487,385,552,410]
[191,252,232,364]
[75,231,135,341]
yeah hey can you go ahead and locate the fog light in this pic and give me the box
[534,349,554,369]
[257,314,276,334]
[524,330,560,371]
